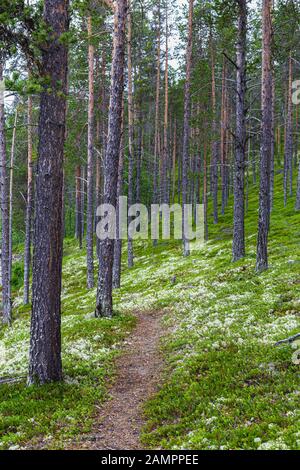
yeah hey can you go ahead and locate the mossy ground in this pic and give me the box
[0,172,299,450]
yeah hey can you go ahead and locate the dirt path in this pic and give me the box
[73,310,164,450]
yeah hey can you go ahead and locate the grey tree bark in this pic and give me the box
[284,53,293,206]
[153,0,161,246]
[8,107,18,287]
[210,33,218,225]
[95,0,127,318]
[0,59,12,325]
[182,0,193,257]
[232,0,247,262]
[86,15,94,288]
[112,99,124,289]
[256,0,272,272]
[127,2,134,267]
[28,0,69,384]
[24,93,33,305]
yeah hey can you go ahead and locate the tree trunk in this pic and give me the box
[75,165,82,249]
[270,72,275,213]
[28,0,69,384]
[160,8,168,205]
[95,0,127,318]
[203,139,208,242]
[24,93,33,305]
[182,0,193,257]
[210,33,218,225]
[86,15,94,288]
[127,2,134,267]
[256,0,272,272]
[232,0,247,262]
[112,98,124,289]
[0,59,12,325]
[8,107,18,286]
[153,1,161,246]
[172,119,177,203]
[221,57,228,215]
[284,53,293,206]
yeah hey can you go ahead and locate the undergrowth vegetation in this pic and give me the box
[0,173,299,449]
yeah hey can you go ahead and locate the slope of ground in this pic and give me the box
[0,173,299,450]
[67,310,164,450]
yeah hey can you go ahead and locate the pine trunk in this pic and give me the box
[127,3,134,267]
[24,94,33,305]
[95,0,127,318]
[86,16,94,288]
[28,0,69,384]
[256,0,272,272]
[232,0,247,262]
[0,60,12,324]
[182,0,193,256]
[8,107,18,286]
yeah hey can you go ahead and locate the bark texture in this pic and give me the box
[24,94,33,305]
[232,0,247,262]
[127,3,134,268]
[0,60,12,324]
[256,0,272,272]
[182,0,193,257]
[96,0,127,318]
[86,15,94,288]
[29,0,69,384]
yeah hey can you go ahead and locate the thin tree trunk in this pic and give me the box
[81,164,85,240]
[160,8,168,205]
[232,0,247,262]
[153,1,161,246]
[203,139,208,242]
[182,0,193,256]
[127,2,134,267]
[0,59,12,324]
[256,0,272,272]
[75,165,82,249]
[24,93,33,305]
[270,72,275,213]
[172,119,176,203]
[221,57,227,215]
[86,15,94,288]
[210,32,218,225]
[8,107,18,286]
[95,0,127,318]
[284,53,293,205]
[113,98,124,289]
[29,0,69,384]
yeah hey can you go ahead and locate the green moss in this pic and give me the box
[1,170,299,450]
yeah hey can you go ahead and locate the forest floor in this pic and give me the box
[1,173,300,450]
[67,310,164,450]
